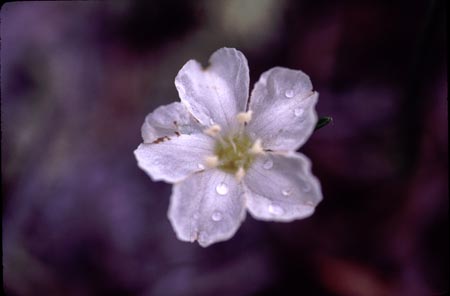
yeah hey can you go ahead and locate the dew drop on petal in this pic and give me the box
[294,108,304,117]
[216,182,229,195]
[268,203,284,215]
[305,200,315,206]
[302,182,311,192]
[263,159,273,170]
[281,189,291,196]
[285,89,294,98]
[198,231,208,243]
[211,211,223,221]
[197,163,205,170]
[209,118,215,125]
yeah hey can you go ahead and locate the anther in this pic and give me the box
[235,167,245,182]
[236,110,253,124]
[249,138,264,155]
[203,124,222,137]
[205,155,220,168]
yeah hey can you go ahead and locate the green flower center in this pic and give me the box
[214,133,255,174]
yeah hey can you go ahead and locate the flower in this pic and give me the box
[134,48,323,247]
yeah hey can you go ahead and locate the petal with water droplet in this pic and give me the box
[211,211,223,221]
[168,169,246,247]
[243,152,322,222]
[263,158,273,170]
[281,189,292,196]
[175,48,249,129]
[134,134,214,183]
[247,67,318,151]
[294,108,304,117]
[285,89,295,98]
[216,182,229,195]
[268,203,285,215]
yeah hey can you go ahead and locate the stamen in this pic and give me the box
[229,136,237,152]
[236,110,253,124]
[249,138,264,155]
[203,124,222,137]
[235,167,245,182]
[205,155,220,168]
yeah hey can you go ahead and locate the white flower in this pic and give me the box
[134,48,323,247]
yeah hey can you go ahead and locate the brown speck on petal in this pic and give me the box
[152,136,171,144]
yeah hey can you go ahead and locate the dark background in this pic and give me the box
[2,1,447,295]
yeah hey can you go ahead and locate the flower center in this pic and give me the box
[214,133,255,174]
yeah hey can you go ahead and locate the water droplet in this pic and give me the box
[281,189,291,196]
[302,183,311,192]
[268,204,284,215]
[198,231,208,243]
[197,163,205,170]
[216,182,229,195]
[209,118,215,125]
[211,211,223,221]
[305,200,315,206]
[294,108,304,117]
[285,89,294,98]
[263,159,273,170]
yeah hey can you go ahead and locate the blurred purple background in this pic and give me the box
[1,1,447,295]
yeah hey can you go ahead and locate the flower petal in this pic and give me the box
[244,152,322,222]
[247,67,318,151]
[168,169,246,247]
[141,102,202,144]
[134,134,214,183]
[175,48,249,129]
